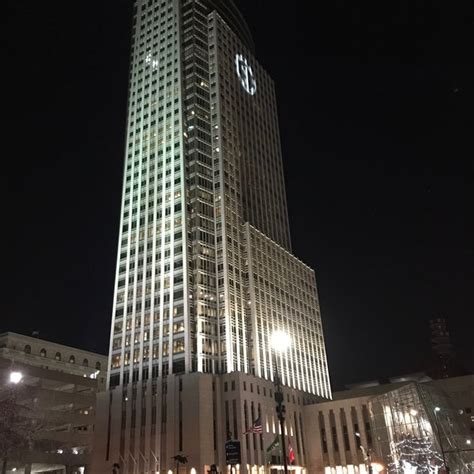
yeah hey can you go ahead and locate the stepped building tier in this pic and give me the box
[93,1,331,473]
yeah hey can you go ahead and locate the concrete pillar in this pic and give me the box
[323,411,335,468]
[334,408,347,467]
[347,407,360,466]
[355,406,369,451]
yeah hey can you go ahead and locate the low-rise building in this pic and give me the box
[303,374,473,473]
[93,370,323,474]
[0,332,107,474]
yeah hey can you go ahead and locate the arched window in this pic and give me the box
[24,345,31,354]
[55,352,61,361]
[69,355,75,364]
[95,361,101,371]
[82,358,89,367]
[40,348,47,357]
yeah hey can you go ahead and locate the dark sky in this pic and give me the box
[3,0,473,390]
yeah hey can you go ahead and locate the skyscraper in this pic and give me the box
[93,1,331,472]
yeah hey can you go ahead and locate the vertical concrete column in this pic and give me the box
[135,381,145,472]
[323,410,335,468]
[123,383,133,474]
[308,410,324,474]
[143,379,152,474]
[165,375,178,473]
[334,407,347,468]
[347,407,359,467]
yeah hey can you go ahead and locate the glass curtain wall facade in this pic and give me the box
[369,383,473,473]
[108,0,330,397]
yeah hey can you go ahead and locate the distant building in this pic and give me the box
[0,332,107,474]
[429,317,465,379]
[304,373,474,473]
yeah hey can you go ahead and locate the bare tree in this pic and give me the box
[0,384,39,474]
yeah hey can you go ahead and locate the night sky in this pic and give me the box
[3,0,473,390]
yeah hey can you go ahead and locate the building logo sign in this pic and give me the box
[235,54,257,95]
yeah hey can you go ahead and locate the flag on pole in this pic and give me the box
[288,441,295,464]
[266,435,280,453]
[244,416,263,434]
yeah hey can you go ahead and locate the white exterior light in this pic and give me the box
[9,371,23,384]
[434,407,441,413]
[271,330,291,353]
[371,463,384,473]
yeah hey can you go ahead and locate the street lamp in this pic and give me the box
[270,331,291,474]
[433,407,449,473]
[371,463,384,473]
[271,331,291,354]
[9,371,23,384]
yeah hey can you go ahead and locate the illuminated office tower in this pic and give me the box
[93,1,331,472]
